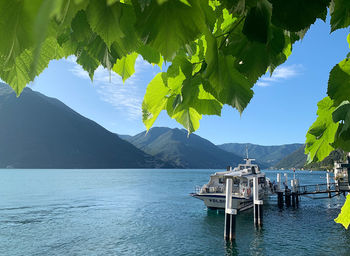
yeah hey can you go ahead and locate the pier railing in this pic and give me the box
[296,183,338,195]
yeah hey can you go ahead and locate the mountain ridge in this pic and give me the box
[0,82,310,169]
[217,142,303,167]
[0,83,169,168]
[123,127,248,169]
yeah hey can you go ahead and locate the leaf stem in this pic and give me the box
[219,16,245,49]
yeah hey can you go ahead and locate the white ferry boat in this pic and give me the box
[191,158,270,211]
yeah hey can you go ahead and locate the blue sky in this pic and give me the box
[28,17,349,146]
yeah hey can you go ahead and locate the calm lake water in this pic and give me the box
[0,169,349,256]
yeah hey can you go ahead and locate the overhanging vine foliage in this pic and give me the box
[1,0,350,227]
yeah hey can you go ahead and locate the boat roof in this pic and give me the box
[210,158,264,178]
[211,169,265,178]
[224,171,265,178]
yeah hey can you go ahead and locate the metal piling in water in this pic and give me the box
[224,177,236,241]
[253,176,263,227]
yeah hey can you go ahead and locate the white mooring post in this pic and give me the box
[277,173,281,191]
[291,179,296,207]
[284,173,288,188]
[277,173,283,208]
[224,177,237,241]
[295,179,299,205]
[326,171,331,198]
[253,176,263,227]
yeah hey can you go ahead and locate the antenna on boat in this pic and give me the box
[246,145,249,159]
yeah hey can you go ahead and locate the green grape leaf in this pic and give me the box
[142,69,210,133]
[220,9,237,32]
[332,101,350,151]
[242,0,272,44]
[87,0,138,53]
[142,73,170,130]
[305,97,338,163]
[333,101,350,134]
[335,194,350,229]
[32,0,89,80]
[53,0,89,27]
[167,56,193,78]
[113,52,138,82]
[137,45,163,67]
[181,76,222,116]
[0,0,42,60]
[71,10,94,43]
[204,33,253,113]
[135,0,212,60]
[269,0,330,32]
[168,103,202,134]
[190,36,206,64]
[84,36,125,71]
[333,123,350,152]
[166,94,202,134]
[76,50,100,81]
[224,20,291,84]
[195,84,222,115]
[328,58,350,106]
[330,0,350,32]
[0,37,65,95]
[86,0,125,48]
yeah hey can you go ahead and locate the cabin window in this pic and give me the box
[240,166,244,170]
[219,178,224,184]
[258,177,265,184]
[233,179,240,185]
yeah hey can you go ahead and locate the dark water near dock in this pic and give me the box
[0,169,349,256]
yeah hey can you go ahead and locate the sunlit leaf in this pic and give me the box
[305,97,338,163]
[113,52,138,82]
[142,73,170,130]
[335,194,350,229]
[332,101,350,151]
[328,58,350,106]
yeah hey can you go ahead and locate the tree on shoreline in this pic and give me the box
[1,0,350,227]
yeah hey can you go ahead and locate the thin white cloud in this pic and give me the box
[67,55,155,120]
[64,55,78,64]
[256,64,303,87]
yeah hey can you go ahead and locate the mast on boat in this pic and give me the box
[244,145,255,165]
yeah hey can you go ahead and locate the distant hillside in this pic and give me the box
[217,143,303,167]
[0,83,168,168]
[123,127,246,169]
[274,146,307,169]
[274,145,345,170]
[118,134,132,140]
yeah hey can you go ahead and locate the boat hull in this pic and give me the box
[190,193,253,211]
